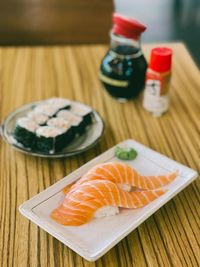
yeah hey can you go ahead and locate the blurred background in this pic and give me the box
[116,0,200,65]
[0,0,199,65]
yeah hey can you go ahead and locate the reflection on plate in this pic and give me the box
[1,100,104,158]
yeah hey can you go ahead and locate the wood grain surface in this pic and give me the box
[0,43,199,267]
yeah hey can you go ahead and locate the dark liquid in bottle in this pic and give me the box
[100,45,147,100]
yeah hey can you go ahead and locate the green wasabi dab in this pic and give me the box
[115,146,138,160]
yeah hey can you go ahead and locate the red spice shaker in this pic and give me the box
[143,47,173,116]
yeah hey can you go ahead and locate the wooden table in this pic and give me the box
[0,43,199,267]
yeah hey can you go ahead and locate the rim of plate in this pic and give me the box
[1,100,105,158]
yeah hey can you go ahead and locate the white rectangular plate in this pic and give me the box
[19,139,198,261]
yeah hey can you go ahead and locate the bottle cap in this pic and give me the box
[112,13,146,40]
[149,47,173,73]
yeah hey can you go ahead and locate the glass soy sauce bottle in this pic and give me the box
[99,13,147,101]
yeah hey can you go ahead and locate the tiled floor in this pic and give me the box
[115,0,200,66]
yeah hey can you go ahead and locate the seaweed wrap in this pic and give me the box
[70,103,93,126]
[36,125,74,153]
[13,118,38,148]
[56,110,85,134]
[47,117,74,142]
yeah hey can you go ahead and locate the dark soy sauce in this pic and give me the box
[100,45,147,100]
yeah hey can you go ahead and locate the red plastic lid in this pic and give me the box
[149,47,173,73]
[112,13,146,40]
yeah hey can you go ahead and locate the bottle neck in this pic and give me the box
[110,32,141,56]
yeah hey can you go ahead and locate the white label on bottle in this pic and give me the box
[143,80,170,117]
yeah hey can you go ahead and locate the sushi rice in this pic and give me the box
[27,111,49,125]
[34,104,59,117]
[46,98,71,110]
[47,118,71,130]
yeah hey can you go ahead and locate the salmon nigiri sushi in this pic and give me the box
[51,179,166,226]
[62,162,178,194]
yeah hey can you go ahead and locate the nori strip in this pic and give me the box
[13,125,36,148]
[35,128,74,153]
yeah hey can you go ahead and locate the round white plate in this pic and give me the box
[1,100,104,158]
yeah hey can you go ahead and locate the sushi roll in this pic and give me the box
[12,98,95,154]
[34,103,59,117]
[47,117,71,130]
[27,111,49,125]
[35,125,74,153]
[70,103,93,126]
[46,98,71,111]
[13,118,38,148]
[56,110,85,134]
[47,117,75,141]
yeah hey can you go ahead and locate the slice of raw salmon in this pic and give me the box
[51,179,166,226]
[64,162,178,193]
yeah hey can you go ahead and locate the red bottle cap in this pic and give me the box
[112,13,146,40]
[149,47,173,73]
